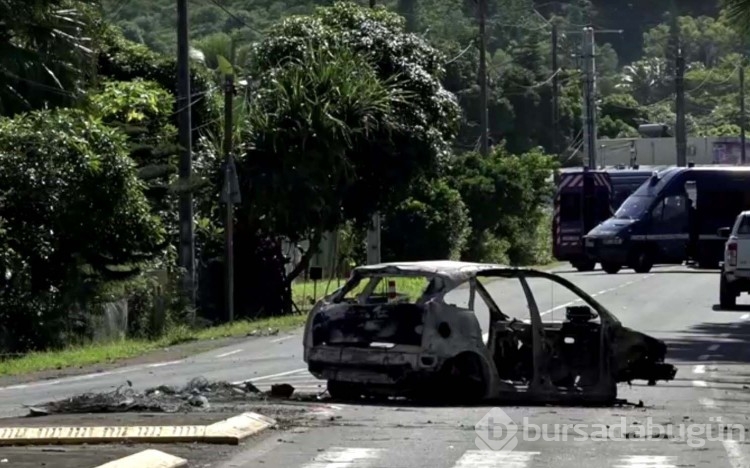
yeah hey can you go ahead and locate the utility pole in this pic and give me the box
[675,50,687,167]
[581,27,597,169]
[741,62,747,165]
[222,74,236,323]
[365,0,380,265]
[177,0,196,315]
[478,0,489,156]
[551,23,559,155]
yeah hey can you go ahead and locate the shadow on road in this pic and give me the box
[712,304,750,312]
[664,319,750,364]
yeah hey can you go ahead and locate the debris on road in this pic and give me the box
[270,384,295,399]
[25,377,297,416]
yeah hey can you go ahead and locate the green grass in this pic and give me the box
[0,313,309,378]
[0,261,563,378]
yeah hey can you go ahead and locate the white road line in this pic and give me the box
[699,398,717,408]
[741,313,750,320]
[216,349,242,358]
[720,333,730,338]
[233,368,307,385]
[693,380,708,387]
[693,365,706,374]
[698,354,710,361]
[613,455,676,468]
[271,335,297,343]
[723,440,747,468]
[454,450,539,468]
[147,360,184,368]
[302,447,383,468]
[707,344,721,352]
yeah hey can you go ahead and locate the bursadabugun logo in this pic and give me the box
[474,407,519,452]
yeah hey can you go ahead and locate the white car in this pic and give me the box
[719,210,750,308]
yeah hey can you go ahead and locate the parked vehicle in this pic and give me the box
[303,261,677,404]
[584,166,750,274]
[553,167,657,271]
[718,211,750,308]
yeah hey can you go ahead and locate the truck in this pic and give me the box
[552,167,659,271]
[584,166,750,274]
[717,211,750,308]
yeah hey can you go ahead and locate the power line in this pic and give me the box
[445,41,475,65]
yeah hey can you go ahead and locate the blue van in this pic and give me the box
[553,167,658,271]
[583,166,750,274]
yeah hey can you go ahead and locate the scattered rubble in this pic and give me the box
[25,377,297,416]
[246,328,280,337]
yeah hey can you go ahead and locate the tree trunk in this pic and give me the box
[285,230,323,286]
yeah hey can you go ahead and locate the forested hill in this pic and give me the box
[104,0,720,65]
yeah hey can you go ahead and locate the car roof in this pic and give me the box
[352,260,513,283]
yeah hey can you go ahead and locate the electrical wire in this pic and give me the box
[445,41,475,65]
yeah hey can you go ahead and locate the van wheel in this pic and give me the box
[631,251,653,274]
[601,262,621,274]
[573,260,596,272]
[720,275,737,309]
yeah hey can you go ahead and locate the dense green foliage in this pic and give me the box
[1,0,747,354]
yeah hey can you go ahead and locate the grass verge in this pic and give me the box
[0,261,563,378]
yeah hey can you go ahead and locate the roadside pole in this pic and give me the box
[221,72,241,323]
[177,0,196,317]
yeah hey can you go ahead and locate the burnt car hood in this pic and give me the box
[610,326,677,384]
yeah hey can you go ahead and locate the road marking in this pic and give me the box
[147,360,184,368]
[233,368,307,385]
[699,397,717,408]
[271,335,296,343]
[454,450,539,468]
[302,447,383,468]
[0,412,275,446]
[720,333,730,338]
[536,273,655,319]
[741,313,750,320]
[613,455,676,468]
[94,449,187,468]
[707,344,721,352]
[693,365,705,374]
[0,359,184,392]
[723,440,747,468]
[216,349,242,358]
[698,354,710,361]
[693,380,708,387]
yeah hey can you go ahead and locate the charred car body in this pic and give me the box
[302,261,676,403]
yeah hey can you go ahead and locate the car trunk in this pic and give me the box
[311,303,425,347]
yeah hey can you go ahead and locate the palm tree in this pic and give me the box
[0,0,96,116]
[723,0,750,32]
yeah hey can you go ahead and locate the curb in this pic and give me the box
[0,411,275,446]
[94,449,187,468]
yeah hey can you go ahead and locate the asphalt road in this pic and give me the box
[3,264,750,468]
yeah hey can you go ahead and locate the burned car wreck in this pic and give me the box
[302,261,677,403]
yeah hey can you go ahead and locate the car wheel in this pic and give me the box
[631,251,653,274]
[439,353,486,403]
[573,260,596,272]
[720,274,737,309]
[601,262,621,274]
[327,380,363,401]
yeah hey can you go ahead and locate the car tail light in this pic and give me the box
[728,242,738,266]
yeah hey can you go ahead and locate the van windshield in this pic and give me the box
[614,195,653,220]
